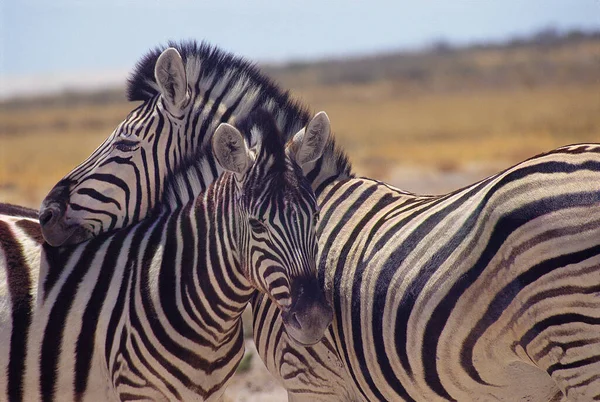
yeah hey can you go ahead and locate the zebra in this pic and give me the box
[0,110,333,401]
[251,136,600,401]
[38,41,314,247]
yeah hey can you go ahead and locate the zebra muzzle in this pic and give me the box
[40,180,92,247]
[282,276,333,346]
[39,202,89,247]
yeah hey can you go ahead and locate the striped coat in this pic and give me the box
[0,110,332,401]
[253,143,600,401]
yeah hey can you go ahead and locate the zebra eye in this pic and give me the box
[313,212,320,226]
[113,140,139,152]
[249,218,267,234]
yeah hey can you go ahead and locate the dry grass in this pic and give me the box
[292,83,600,178]
[1,82,600,208]
[0,101,132,206]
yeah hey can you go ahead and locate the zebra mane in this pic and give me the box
[128,40,352,206]
[129,41,265,103]
[237,108,287,170]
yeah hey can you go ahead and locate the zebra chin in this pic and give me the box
[280,276,333,346]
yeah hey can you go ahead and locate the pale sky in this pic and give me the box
[0,0,598,97]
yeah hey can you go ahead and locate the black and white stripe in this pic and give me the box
[0,111,332,401]
[38,42,314,247]
[252,141,600,401]
[0,204,44,402]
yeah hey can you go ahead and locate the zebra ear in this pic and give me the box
[154,47,189,110]
[290,111,331,168]
[213,123,253,178]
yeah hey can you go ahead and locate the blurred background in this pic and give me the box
[1,1,599,400]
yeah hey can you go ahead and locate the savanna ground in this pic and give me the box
[1,30,599,400]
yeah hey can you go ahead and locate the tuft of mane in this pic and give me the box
[237,108,287,171]
[237,109,311,204]
[128,40,275,104]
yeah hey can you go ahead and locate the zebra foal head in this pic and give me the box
[213,109,332,345]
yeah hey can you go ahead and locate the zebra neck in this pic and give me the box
[162,155,222,212]
[184,177,254,340]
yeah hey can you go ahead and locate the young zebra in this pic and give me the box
[38,41,312,247]
[252,122,600,401]
[0,111,332,402]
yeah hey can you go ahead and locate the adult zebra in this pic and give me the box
[38,41,314,247]
[251,137,600,401]
[0,110,333,401]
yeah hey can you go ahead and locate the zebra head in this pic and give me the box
[39,48,193,246]
[38,42,309,247]
[212,110,333,346]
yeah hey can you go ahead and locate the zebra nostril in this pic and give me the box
[291,312,302,330]
[39,207,58,226]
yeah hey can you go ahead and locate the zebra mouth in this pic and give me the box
[280,276,333,346]
[282,310,332,346]
[59,225,92,246]
[281,302,333,346]
[40,220,92,247]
